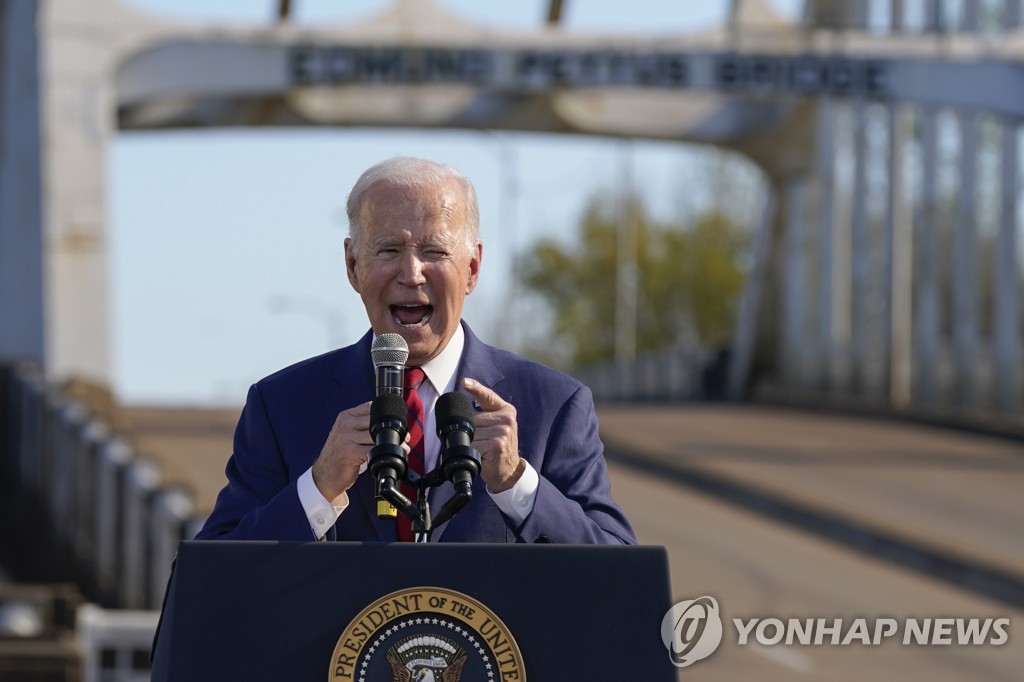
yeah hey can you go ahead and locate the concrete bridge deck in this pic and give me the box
[597,403,1024,602]
[121,401,1024,601]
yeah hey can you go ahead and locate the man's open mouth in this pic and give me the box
[390,304,433,328]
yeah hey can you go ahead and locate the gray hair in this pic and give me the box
[346,156,480,255]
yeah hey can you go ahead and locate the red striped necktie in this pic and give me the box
[397,367,426,542]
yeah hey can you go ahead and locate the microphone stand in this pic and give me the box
[404,470,431,543]
[394,461,478,543]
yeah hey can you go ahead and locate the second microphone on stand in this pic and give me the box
[435,391,481,502]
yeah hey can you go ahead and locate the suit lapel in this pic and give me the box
[457,322,506,400]
[323,330,375,424]
[429,322,505,542]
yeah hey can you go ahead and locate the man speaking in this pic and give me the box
[196,156,635,544]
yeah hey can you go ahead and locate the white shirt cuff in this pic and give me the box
[487,460,539,526]
[297,467,349,540]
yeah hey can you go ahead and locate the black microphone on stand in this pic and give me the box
[370,334,408,519]
[368,394,411,519]
[430,392,482,528]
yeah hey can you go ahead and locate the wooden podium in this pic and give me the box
[152,541,676,680]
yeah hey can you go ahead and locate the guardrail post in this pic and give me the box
[95,438,133,605]
[75,418,111,586]
[149,486,194,609]
[48,400,87,549]
[120,458,161,609]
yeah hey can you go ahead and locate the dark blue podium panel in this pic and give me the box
[152,541,676,681]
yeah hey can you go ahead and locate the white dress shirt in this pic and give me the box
[297,325,539,539]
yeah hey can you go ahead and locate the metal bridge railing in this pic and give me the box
[1,361,204,611]
[576,346,723,403]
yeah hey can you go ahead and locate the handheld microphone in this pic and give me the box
[368,393,409,520]
[435,392,481,493]
[371,333,408,397]
[370,334,408,518]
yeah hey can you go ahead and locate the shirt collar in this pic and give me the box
[417,323,464,395]
[370,324,465,396]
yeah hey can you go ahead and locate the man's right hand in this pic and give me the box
[311,401,380,501]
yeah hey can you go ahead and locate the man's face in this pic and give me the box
[345,180,481,367]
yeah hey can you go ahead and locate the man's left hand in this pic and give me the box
[462,378,525,493]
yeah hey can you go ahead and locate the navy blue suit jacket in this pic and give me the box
[196,323,635,544]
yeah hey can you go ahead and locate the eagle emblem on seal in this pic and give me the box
[385,634,468,682]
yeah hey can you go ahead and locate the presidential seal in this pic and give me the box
[330,587,525,682]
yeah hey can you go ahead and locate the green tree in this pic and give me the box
[518,193,748,369]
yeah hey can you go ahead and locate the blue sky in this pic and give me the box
[111,0,800,405]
